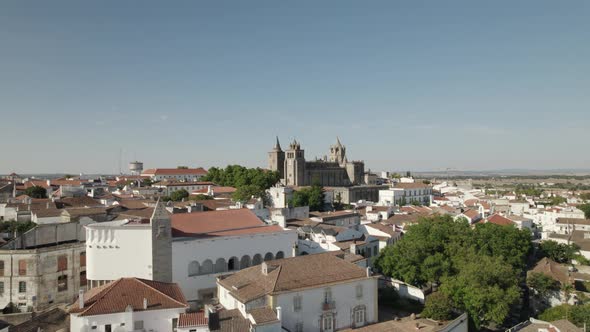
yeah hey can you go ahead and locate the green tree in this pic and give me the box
[141,178,153,186]
[540,241,580,264]
[422,292,453,321]
[24,185,47,199]
[289,185,325,211]
[190,194,213,201]
[441,254,520,329]
[549,195,567,206]
[232,184,266,203]
[527,272,559,297]
[170,189,189,202]
[539,304,590,328]
[578,203,590,219]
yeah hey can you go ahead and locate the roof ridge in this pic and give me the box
[78,279,122,315]
[136,278,188,308]
[270,265,282,293]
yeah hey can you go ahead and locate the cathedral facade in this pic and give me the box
[268,137,365,187]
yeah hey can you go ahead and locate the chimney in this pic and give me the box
[276,306,282,321]
[143,298,148,309]
[79,290,84,308]
[208,306,220,330]
[366,267,371,277]
[350,242,357,255]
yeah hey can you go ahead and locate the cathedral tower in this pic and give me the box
[329,137,347,166]
[284,139,306,186]
[268,136,285,179]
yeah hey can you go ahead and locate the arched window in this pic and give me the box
[252,254,263,266]
[275,251,285,259]
[353,305,366,327]
[201,259,214,275]
[188,261,200,277]
[215,258,227,273]
[240,255,251,269]
[264,252,274,261]
[228,257,239,271]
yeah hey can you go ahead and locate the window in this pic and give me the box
[354,306,366,326]
[293,295,302,312]
[133,321,144,330]
[80,252,86,267]
[58,275,68,292]
[0,281,4,294]
[172,318,178,332]
[324,288,332,303]
[19,281,26,293]
[322,314,333,331]
[18,260,27,275]
[373,246,378,256]
[57,255,68,272]
[294,322,303,332]
[80,271,87,287]
[105,324,112,332]
[0,261,4,276]
[356,284,363,299]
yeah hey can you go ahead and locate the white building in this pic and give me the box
[86,205,297,308]
[153,181,215,196]
[217,252,379,332]
[267,186,294,209]
[378,183,432,206]
[142,168,208,182]
[69,277,188,332]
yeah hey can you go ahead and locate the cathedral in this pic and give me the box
[268,137,365,187]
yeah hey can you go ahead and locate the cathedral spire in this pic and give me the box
[336,136,343,147]
[273,136,282,151]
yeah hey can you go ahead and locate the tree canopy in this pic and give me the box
[24,185,47,199]
[527,272,559,297]
[290,184,325,211]
[169,189,189,202]
[538,304,590,328]
[539,240,580,264]
[578,203,590,219]
[375,215,532,329]
[202,165,280,204]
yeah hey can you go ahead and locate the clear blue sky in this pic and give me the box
[1,1,589,174]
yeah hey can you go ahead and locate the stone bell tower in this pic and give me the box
[268,136,285,179]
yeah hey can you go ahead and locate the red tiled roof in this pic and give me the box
[142,168,207,175]
[192,186,237,195]
[178,312,208,327]
[69,278,187,317]
[486,214,514,226]
[393,183,431,189]
[463,209,480,219]
[171,209,284,238]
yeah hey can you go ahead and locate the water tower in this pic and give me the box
[129,161,144,175]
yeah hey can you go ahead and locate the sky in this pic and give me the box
[1,1,589,174]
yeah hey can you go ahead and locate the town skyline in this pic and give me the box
[1,0,589,173]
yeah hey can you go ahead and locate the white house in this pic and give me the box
[267,186,294,209]
[217,252,379,332]
[69,277,188,332]
[142,168,208,182]
[378,183,432,206]
[86,204,298,309]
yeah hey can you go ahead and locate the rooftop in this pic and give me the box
[218,252,370,303]
[69,278,187,317]
[171,209,285,238]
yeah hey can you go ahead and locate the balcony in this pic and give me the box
[322,300,335,311]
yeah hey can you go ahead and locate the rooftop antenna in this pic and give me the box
[118,148,123,175]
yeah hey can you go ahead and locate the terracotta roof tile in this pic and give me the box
[178,312,208,327]
[69,278,187,317]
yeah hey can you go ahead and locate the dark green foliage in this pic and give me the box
[376,215,532,329]
[290,185,325,211]
[24,185,47,198]
[422,292,453,321]
[539,240,580,264]
[202,165,279,204]
[170,189,189,202]
[190,194,213,201]
[527,272,559,297]
[515,184,544,197]
[548,195,567,206]
[539,304,590,328]
[141,178,153,186]
[578,203,590,219]
[0,221,36,234]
